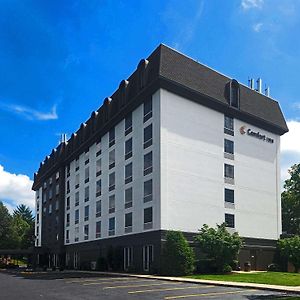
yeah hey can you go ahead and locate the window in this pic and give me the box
[230,80,240,109]
[125,138,133,160]
[225,188,234,204]
[96,221,101,238]
[75,174,79,189]
[55,200,59,210]
[144,207,153,230]
[66,230,69,243]
[109,195,115,213]
[125,113,132,135]
[109,149,115,169]
[84,224,89,240]
[109,127,115,147]
[66,164,70,177]
[49,177,53,185]
[125,187,133,209]
[144,152,153,176]
[37,202,40,212]
[56,171,59,180]
[224,116,234,136]
[74,227,79,242]
[49,188,53,199]
[75,157,79,171]
[84,186,89,202]
[49,204,52,214]
[96,200,101,218]
[43,181,47,189]
[96,159,101,176]
[84,205,89,221]
[66,181,70,194]
[96,179,101,197]
[144,179,153,203]
[225,213,235,228]
[56,184,59,195]
[55,215,59,226]
[66,196,70,210]
[143,98,152,123]
[109,217,115,236]
[85,167,89,183]
[37,214,39,224]
[109,172,115,191]
[84,149,89,165]
[125,212,132,233]
[144,124,152,149]
[125,163,133,184]
[75,192,79,206]
[224,139,234,154]
[66,213,70,227]
[123,247,133,270]
[75,209,79,224]
[96,139,101,157]
[143,245,153,271]
[224,164,234,179]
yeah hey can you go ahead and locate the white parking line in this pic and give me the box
[128,285,214,294]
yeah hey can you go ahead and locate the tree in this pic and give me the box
[161,231,195,276]
[10,215,30,249]
[0,201,13,249]
[13,204,34,226]
[278,236,300,272]
[195,223,243,273]
[282,164,300,235]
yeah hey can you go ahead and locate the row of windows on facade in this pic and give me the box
[66,151,153,196]
[65,207,153,243]
[65,99,152,176]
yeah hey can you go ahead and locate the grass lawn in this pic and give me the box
[186,272,300,286]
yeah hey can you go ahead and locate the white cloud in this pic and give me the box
[0,165,35,212]
[241,0,264,10]
[0,102,58,121]
[253,22,263,32]
[280,120,300,184]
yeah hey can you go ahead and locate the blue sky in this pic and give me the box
[0,0,299,212]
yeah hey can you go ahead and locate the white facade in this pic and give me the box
[35,187,42,247]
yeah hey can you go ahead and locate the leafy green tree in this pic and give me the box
[195,223,243,273]
[278,236,300,272]
[10,215,30,249]
[161,231,195,276]
[13,204,34,225]
[282,164,300,235]
[0,201,13,249]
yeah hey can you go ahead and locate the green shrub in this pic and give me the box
[161,231,195,276]
[278,236,300,273]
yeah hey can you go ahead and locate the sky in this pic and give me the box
[0,0,299,213]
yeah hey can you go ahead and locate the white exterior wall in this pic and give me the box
[35,187,42,247]
[65,91,161,245]
[160,89,281,240]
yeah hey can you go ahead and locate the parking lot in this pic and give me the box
[0,271,294,300]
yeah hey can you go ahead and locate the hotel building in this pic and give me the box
[33,44,288,271]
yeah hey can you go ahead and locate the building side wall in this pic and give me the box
[160,89,281,240]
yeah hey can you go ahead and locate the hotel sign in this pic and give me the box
[240,126,274,144]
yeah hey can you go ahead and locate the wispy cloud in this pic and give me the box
[0,165,35,213]
[253,22,263,32]
[0,102,58,121]
[292,102,300,110]
[241,0,264,10]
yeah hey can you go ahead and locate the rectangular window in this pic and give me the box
[75,209,79,224]
[125,113,132,136]
[49,188,53,199]
[143,245,154,271]
[224,116,234,136]
[225,188,234,204]
[56,171,59,180]
[125,138,133,160]
[66,213,70,227]
[144,152,153,176]
[224,139,234,154]
[144,179,153,203]
[84,224,89,240]
[55,200,59,210]
[109,172,115,191]
[125,187,133,209]
[49,204,52,214]
[109,149,115,169]
[84,186,89,202]
[66,230,69,243]
[109,127,115,147]
[123,247,133,271]
[85,167,89,183]
[84,149,89,165]
[225,213,235,228]
[144,207,153,230]
[143,98,152,123]
[75,157,79,171]
[55,184,59,195]
[37,214,39,224]
[109,217,115,236]
[75,191,79,206]
[125,163,133,184]
[224,164,234,179]
[125,212,132,233]
[84,205,89,221]
[66,181,70,194]
[96,221,101,238]
[96,139,101,157]
[66,196,70,210]
[109,195,115,213]
[74,227,79,242]
[49,177,53,185]
[144,124,153,149]
[96,200,101,218]
[75,174,79,189]
[66,164,70,177]
[96,159,102,176]
[96,179,101,197]
[43,181,47,189]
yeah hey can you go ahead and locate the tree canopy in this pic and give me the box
[278,236,300,272]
